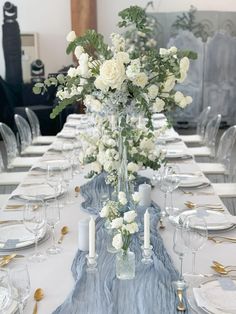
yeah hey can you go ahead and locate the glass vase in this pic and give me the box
[116,249,135,280]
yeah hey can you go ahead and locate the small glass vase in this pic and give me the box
[116,249,135,280]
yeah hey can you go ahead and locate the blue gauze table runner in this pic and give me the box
[53,173,189,314]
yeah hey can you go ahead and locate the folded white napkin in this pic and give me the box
[57,129,76,139]
[12,184,56,199]
[190,211,230,227]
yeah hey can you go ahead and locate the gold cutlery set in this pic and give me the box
[211,260,236,275]
[208,235,236,244]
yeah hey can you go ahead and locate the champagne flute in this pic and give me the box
[23,200,46,263]
[173,226,187,289]
[46,201,61,255]
[182,214,208,276]
[9,264,31,314]
[0,269,11,311]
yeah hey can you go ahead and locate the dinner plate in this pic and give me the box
[0,221,46,250]
[166,149,186,158]
[170,209,234,231]
[13,184,64,201]
[37,159,70,171]
[0,286,18,314]
[193,277,236,314]
[176,174,209,188]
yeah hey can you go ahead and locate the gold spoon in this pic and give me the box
[58,226,69,244]
[33,288,44,314]
[74,186,80,197]
[208,236,236,244]
[176,288,186,312]
[213,261,236,270]
[0,254,16,267]
[184,201,224,211]
[211,265,236,275]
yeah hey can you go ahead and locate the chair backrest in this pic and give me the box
[25,107,41,138]
[0,149,5,172]
[196,106,211,137]
[204,114,222,157]
[0,122,19,168]
[14,114,32,152]
[216,125,236,171]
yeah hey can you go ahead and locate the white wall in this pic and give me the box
[97,0,236,42]
[0,0,72,78]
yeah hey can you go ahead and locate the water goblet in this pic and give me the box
[23,200,46,263]
[9,264,31,314]
[182,214,208,276]
[46,201,61,255]
[0,269,11,312]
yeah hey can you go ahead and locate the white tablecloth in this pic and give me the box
[0,120,235,314]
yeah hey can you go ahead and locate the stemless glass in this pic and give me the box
[0,269,11,312]
[23,200,46,263]
[46,201,61,255]
[9,264,31,314]
[182,214,208,276]
[173,226,187,289]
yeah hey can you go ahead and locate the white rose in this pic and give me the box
[124,222,139,234]
[140,138,155,151]
[180,57,190,72]
[159,48,168,55]
[118,191,127,205]
[111,217,123,229]
[107,138,116,147]
[97,59,126,90]
[153,97,165,113]
[100,205,109,218]
[112,233,123,250]
[127,162,140,173]
[66,30,76,42]
[148,85,159,99]
[174,91,185,103]
[115,52,130,64]
[124,210,137,223]
[178,98,187,108]
[67,67,78,78]
[162,75,175,92]
[94,77,108,92]
[186,96,193,105]
[169,46,177,54]
[132,72,148,88]
[132,191,140,203]
[74,45,84,59]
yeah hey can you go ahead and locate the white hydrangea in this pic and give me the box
[140,138,155,151]
[124,210,137,223]
[115,52,130,64]
[112,233,123,250]
[126,59,141,80]
[111,33,125,52]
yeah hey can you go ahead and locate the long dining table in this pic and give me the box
[0,114,236,314]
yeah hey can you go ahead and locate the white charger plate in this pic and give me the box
[170,209,234,231]
[14,184,64,201]
[177,174,209,188]
[0,221,46,250]
[193,278,236,314]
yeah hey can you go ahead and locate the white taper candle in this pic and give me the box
[89,216,95,258]
[144,209,150,249]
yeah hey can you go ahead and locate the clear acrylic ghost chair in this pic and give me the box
[188,114,221,160]
[14,114,49,156]
[0,122,40,170]
[25,107,55,144]
[0,149,28,193]
[197,125,236,182]
[179,106,211,145]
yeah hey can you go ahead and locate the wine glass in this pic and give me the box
[9,264,31,314]
[0,269,11,311]
[46,201,61,255]
[23,200,46,263]
[182,214,208,276]
[173,226,188,289]
[62,162,74,205]
[46,161,64,208]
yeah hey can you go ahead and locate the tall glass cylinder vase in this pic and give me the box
[116,249,135,280]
